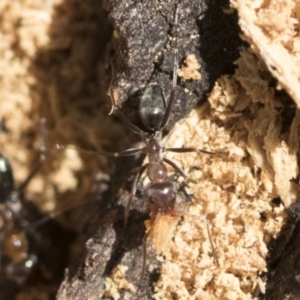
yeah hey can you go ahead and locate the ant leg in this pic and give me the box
[113,108,145,136]
[159,3,180,130]
[17,118,46,193]
[124,164,148,227]
[0,153,14,203]
[164,147,216,156]
[140,211,161,279]
[165,147,227,159]
[57,144,145,158]
[206,222,220,267]
[173,211,220,267]
[141,227,152,279]
[162,157,196,184]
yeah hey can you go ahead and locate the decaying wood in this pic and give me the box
[2,0,300,299]
[232,0,300,107]
[57,0,244,299]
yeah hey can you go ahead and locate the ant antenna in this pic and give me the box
[18,118,46,193]
[158,4,179,131]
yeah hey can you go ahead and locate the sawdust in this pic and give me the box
[231,0,300,107]
[103,265,136,300]
[147,49,299,300]
[177,54,201,81]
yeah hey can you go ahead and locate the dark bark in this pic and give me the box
[56,0,244,299]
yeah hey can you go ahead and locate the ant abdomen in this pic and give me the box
[146,181,176,220]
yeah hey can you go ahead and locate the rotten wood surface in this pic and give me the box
[1,0,299,299]
[56,0,244,299]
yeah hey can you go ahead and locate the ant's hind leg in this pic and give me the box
[175,211,220,267]
[124,164,148,228]
[162,158,196,184]
[141,226,152,280]
[165,147,227,158]
[206,222,220,267]
[56,145,144,158]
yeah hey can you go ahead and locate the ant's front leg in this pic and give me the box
[164,147,227,158]
[56,145,145,158]
[124,164,148,227]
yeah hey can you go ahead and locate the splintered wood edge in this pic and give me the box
[231,0,300,107]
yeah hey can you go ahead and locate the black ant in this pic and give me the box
[0,119,46,285]
[0,119,74,297]
[0,152,38,284]
[59,1,219,276]
[112,4,219,273]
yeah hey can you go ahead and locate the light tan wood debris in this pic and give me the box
[103,265,136,300]
[231,0,300,107]
[147,49,299,299]
[177,54,202,81]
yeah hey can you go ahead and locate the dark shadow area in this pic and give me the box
[263,202,300,299]
[198,0,248,89]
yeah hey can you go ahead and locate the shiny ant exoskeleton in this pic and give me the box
[64,2,219,274]
[108,3,219,272]
[0,119,46,284]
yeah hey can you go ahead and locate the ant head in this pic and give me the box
[139,83,166,132]
[0,153,14,204]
